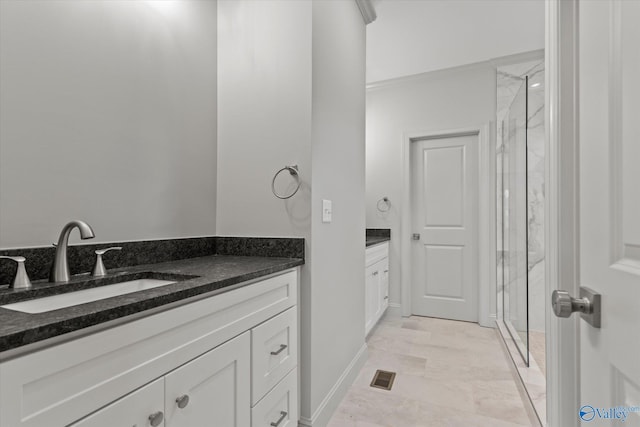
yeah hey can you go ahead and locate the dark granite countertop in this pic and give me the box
[366,236,390,247]
[0,255,303,355]
[366,228,391,247]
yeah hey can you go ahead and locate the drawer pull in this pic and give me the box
[149,411,164,427]
[270,411,288,427]
[372,271,379,276]
[270,344,288,355]
[176,394,190,409]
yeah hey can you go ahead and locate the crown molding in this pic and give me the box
[366,60,492,91]
[355,0,377,25]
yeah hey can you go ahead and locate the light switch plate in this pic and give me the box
[322,199,332,223]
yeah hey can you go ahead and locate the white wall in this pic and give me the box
[0,0,217,248]
[366,63,497,321]
[367,0,544,82]
[216,0,313,238]
[217,1,366,424]
[308,0,366,421]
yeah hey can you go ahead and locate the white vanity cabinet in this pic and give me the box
[365,242,389,336]
[69,378,166,427]
[70,333,250,427]
[0,269,299,427]
[163,332,251,427]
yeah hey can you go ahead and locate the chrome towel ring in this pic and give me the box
[272,165,301,199]
[377,196,391,212]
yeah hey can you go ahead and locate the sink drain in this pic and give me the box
[370,369,396,391]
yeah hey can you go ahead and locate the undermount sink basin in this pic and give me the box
[1,279,176,314]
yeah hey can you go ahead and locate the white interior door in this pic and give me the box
[411,133,478,322]
[577,0,640,423]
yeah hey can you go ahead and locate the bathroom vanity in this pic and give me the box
[364,230,390,336]
[0,250,302,427]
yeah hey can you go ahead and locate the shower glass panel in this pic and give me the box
[500,77,529,365]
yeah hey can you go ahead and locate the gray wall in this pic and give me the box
[366,63,497,320]
[217,0,366,423]
[308,0,366,419]
[216,0,312,238]
[0,1,218,248]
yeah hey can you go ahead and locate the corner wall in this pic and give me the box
[216,0,313,239]
[306,1,366,423]
[216,1,366,424]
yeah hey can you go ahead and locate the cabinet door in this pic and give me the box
[164,332,251,427]
[365,264,379,335]
[69,378,164,427]
[380,260,389,312]
[373,259,386,320]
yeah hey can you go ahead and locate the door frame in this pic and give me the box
[400,124,495,327]
[545,0,580,426]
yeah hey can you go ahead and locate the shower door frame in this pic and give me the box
[499,75,530,366]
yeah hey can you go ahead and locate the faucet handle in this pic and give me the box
[95,247,122,256]
[0,256,33,289]
[92,247,122,277]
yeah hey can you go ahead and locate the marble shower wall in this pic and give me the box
[497,60,545,332]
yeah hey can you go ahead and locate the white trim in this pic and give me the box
[477,123,496,328]
[367,61,491,91]
[367,49,544,91]
[400,125,495,326]
[545,0,580,426]
[496,321,546,426]
[385,302,402,318]
[354,0,376,25]
[298,343,368,427]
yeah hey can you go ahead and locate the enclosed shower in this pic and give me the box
[496,58,546,422]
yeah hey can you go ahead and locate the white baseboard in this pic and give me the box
[386,302,402,317]
[298,343,368,427]
[480,313,497,328]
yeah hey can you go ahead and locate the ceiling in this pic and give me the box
[366,0,545,83]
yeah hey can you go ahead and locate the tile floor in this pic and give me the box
[328,313,540,427]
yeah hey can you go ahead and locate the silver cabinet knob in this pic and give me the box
[176,394,190,409]
[551,287,601,328]
[148,411,164,427]
[0,256,32,289]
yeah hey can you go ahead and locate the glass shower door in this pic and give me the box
[501,77,529,365]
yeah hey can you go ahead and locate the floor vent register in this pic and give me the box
[370,370,396,391]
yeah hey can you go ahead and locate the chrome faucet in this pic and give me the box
[49,220,95,282]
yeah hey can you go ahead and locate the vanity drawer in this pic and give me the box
[251,306,297,404]
[365,241,389,267]
[251,368,297,427]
